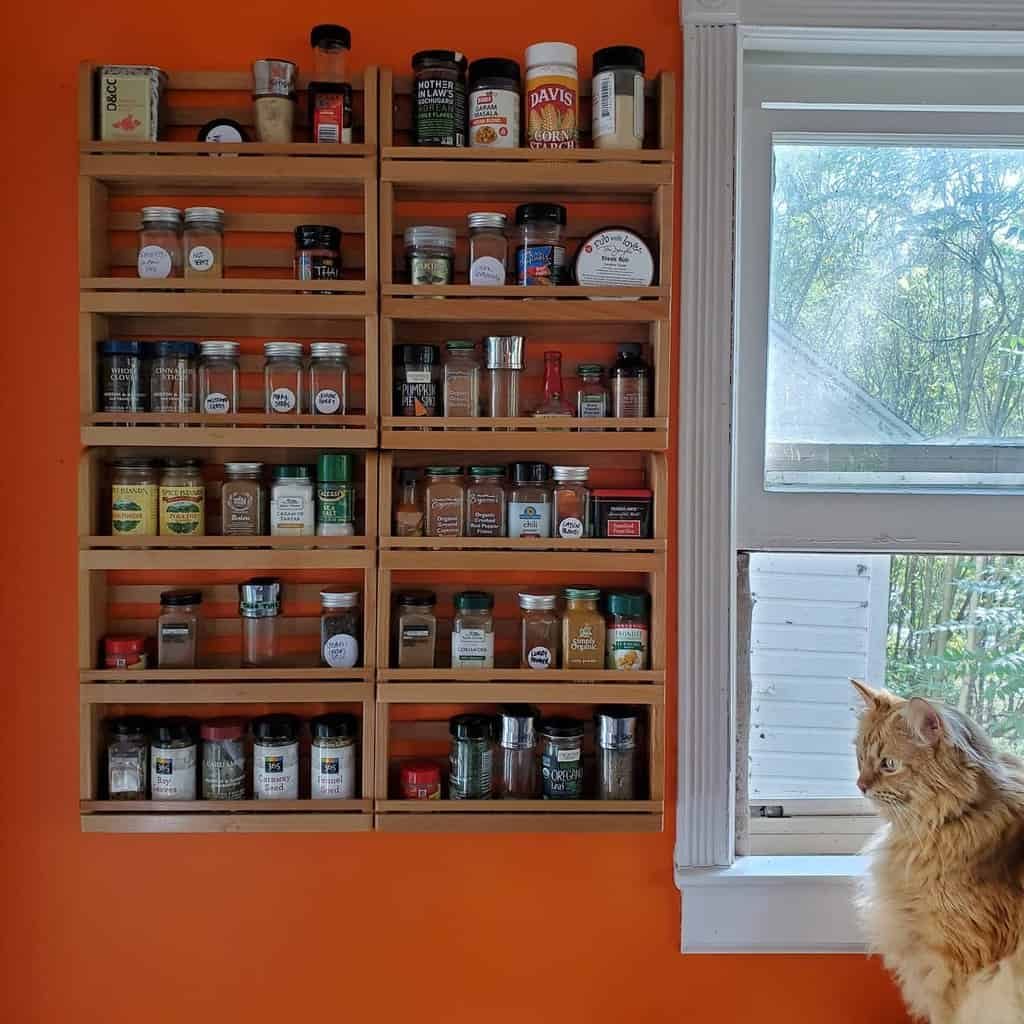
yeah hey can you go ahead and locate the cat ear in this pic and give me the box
[851,679,882,708]
[903,697,945,746]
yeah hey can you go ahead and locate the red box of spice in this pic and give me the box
[591,489,653,539]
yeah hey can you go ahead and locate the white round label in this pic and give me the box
[324,633,359,669]
[137,245,172,279]
[314,388,341,414]
[469,256,506,286]
[528,645,553,670]
[204,392,229,414]
[558,517,585,539]
[188,245,215,272]
[270,387,297,413]
[205,124,243,143]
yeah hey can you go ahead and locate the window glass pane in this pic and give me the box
[766,142,1024,492]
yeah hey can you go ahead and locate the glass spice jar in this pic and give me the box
[562,586,606,669]
[508,462,552,539]
[449,713,495,799]
[497,705,539,799]
[98,340,143,413]
[538,716,585,799]
[252,59,297,143]
[468,59,521,149]
[150,718,198,800]
[104,635,148,670]
[221,463,265,536]
[400,760,441,799]
[595,706,640,799]
[239,578,282,668]
[316,453,355,537]
[294,225,342,287]
[515,203,567,286]
[467,212,509,285]
[424,466,465,537]
[396,591,437,668]
[610,343,652,423]
[252,714,300,799]
[484,336,525,420]
[443,341,482,419]
[591,46,646,150]
[412,50,467,146]
[451,591,495,669]
[270,465,315,536]
[264,342,304,416]
[111,458,158,536]
[137,206,182,278]
[198,341,239,415]
[159,459,205,536]
[320,589,361,669]
[606,591,650,670]
[394,344,440,417]
[519,593,560,670]
[311,713,358,799]
[308,24,353,144]
[150,341,197,414]
[575,364,610,424]
[201,718,246,800]
[107,717,148,800]
[465,466,506,537]
[552,465,590,540]
[157,589,202,668]
[405,226,456,286]
[183,207,225,278]
[308,342,349,416]
[394,469,424,537]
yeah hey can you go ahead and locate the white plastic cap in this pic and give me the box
[525,42,578,69]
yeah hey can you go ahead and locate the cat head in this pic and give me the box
[851,680,1005,828]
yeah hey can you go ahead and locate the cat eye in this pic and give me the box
[880,757,900,772]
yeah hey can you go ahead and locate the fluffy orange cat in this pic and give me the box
[853,680,1024,1023]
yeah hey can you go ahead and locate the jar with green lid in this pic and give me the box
[451,591,495,669]
[449,713,495,799]
[271,465,315,536]
[424,465,465,537]
[311,713,359,799]
[562,586,606,669]
[539,716,585,799]
[150,718,198,800]
[465,466,506,537]
[111,459,158,536]
[107,717,148,800]
[159,459,205,536]
[316,452,355,537]
[606,591,649,670]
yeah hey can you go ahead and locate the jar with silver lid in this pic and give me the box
[264,341,304,416]
[307,342,349,416]
[198,341,240,415]
[138,206,183,279]
[595,706,640,799]
[239,577,282,668]
[183,206,225,278]
[484,335,525,419]
[497,704,539,799]
[467,212,508,287]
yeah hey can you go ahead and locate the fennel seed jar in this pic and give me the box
[311,713,358,799]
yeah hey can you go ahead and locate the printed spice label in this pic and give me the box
[527,75,578,149]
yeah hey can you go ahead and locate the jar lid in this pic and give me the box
[152,341,198,357]
[141,206,182,225]
[574,228,655,289]
[515,202,567,226]
[552,465,589,482]
[160,589,202,606]
[108,716,148,736]
[468,58,521,87]
[99,340,141,356]
[311,24,351,50]
[273,464,313,479]
[397,344,438,366]
[320,588,359,609]
[239,578,281,617]
[401,759,441,785]
[525,42,578,68]
[425,465,463,476]
[564,586,601,601]
[199,340,239,356]
[537,715,584,739]
[184,206,225,226]
[454,590,493,611]
[398,468,421,485]
[412,50,467,71]
[224,462,264,475]
[592,45,646,76]
[449,713,495,741]
[445,340,477,351]
[310,342,349,359]
[403,225,456,249]
[617,343,644,359]
[198,117,248,144]
[112,458,154,470]
[264,341,304,358]
[467,211,508,230]
[468,465,505,477]
[483,336,525,371]
[252,58,297,98]
[251,713,298,741]
[606,591,649,617]
[318,453,353,482]
[498,704,540,747]
[397,590,436,607]
[311,712,358,740]
[201,717,246,741]
[104,635,146,654]
[518,592,557,611]
[576,363,604,376]
[152,717,196,745]
[295,224,341,251]
[161,457,201,469]
[510,462,549,484]
[595,706,639,749]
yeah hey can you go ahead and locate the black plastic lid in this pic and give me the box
[449,713,495,741]
[294,224,342,251]
[160,589,202,606]
[109,716,148,736]
[606,591,649,617]
[413,49,468,72]
[197,117,249,143]
[398,468,422,485]
[311,712,358,740]
[397,344,438,366]
[592,45,646,76]
[468,58,521,87]
[510,461,550,484]
[397,590,437,607]
[538,715,585,739]
[515,203,567,226]
[152,341,198,358]
[151,717,196,745]
[311,24,352,50]
[99,340,141,357]
[252,714,299,742]
[617,343,643,357]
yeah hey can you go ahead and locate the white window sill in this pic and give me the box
[674,856,869,953]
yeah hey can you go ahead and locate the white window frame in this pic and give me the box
[676,0,1024,953]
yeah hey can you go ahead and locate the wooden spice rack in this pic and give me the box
[76,63,674,834]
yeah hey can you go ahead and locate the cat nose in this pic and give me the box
[857,774,870,794]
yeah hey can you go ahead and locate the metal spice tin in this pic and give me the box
[97,65,167,142]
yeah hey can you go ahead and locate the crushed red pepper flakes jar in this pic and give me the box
[400,760,442,799]
[104,635,148,669]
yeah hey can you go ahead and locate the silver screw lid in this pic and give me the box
[320,589,360,609]
[141,206,182,225]
[184,206,225,226]
[518,593,557,611]
[252,58,298,97]
[404,225,457,249]
[595,707,639,749]
[484,336,525,370]
[552,465,589,482]
[468,211,508,230]
[310,342,350,359]
[223,462,263,475]
[238,578,281,618]
[264,341,304,358]
[199,340,239,357]
[499,704,540,748]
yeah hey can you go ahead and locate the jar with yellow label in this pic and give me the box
[561,586,605,669]
[159,459,205,536]
[111,459,158,536]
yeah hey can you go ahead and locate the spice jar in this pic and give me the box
[412,50,467,146]
[534,350,574,417]
[606,591,650,670]
[137,206,182,278]
[294,226,342,286]
[508,462,552,539]
[150,718,198,800]
[610,343,652,421]
[183,207,225,278]
[394,469,424,537]
[515,203,567,286]
[519,593,560,670]
[107,717,148,800]
[252,714,299,799]
[150,341,197,414]
[400,760,441,799]
[449,713,495,799]
[201,718,246,800]
[497,705,539,798]
[424,466,465,537]
[158,589,202,668]
[396,591,437,668]
[271,465,315,536]
[451,591,495,669]
[552,465,590,539]
[159,459,204,536]
[468,59,521,148]
[525,42,578,149]
[104,635,148,670]
[592,489,654,539]
[264,342,304,416]
[308,342,349,415]
[99,340,143,413]
[252,59,297,143]
[592,46,646,150]
[465,466,506,537]
[405,226,456,286]
[538,716,584,799]
[317,453,355,536]
[311,713,358,798]
[111,458,157,536]
[576,364,610,423]
[239,578,282,668]
[394,345,440,417]
[596,707,640,799]
[443,341,482,418]
[468,212,509,285]
[320,589,361,668]
[309,24,353,144]
[221,463,265,536]
[198,341,239,415]
[484,336,525,419]
[562,586,606,669]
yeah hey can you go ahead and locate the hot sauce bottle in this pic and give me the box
[309,24,353,144]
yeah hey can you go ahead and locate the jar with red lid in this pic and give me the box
[201,718,247,800]
[104,635,148,669]
[400,760,441,799]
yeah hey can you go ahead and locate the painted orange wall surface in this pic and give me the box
[1,1,912,1020]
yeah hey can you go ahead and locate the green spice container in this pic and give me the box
[605,591,650,670]
[316,453,355,537]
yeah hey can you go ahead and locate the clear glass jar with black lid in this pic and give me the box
[515,203,567,286]
[610,343,652,423]
[252,713,300,800]
[538,716,585,799]
[591,46,646,150]
[294,225,343,287]
[98,340,144,414]
[311,712,358,799]
[394,344,440,417]
[412,50,468,146]
[149,341,197,414]
[507,462,552,539]
[107,717,148,800]
[150,717,198,801]
[468,58,521,149]
[449,713,495,799]
[198,341,239,415]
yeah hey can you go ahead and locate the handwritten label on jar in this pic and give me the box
[528,645,554,670]
[188,245,215,272]
[137,245,172,279]
[314,389,341,414]
[508,501,552,538]
[558,517,585,539]
[469,87,519,148]
[312,744,357,799]
[323,632,359,669]
[452,628,494,668]
[270,387,297,413]
[254,742,299,799]
[203,392,230,414]
[469,255,506,286]
[151,744,197,799]
[542,748,582,798]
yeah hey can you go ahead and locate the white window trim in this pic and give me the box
[676,0,1024,954]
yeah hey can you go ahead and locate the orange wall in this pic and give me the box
[2,1,911,1020]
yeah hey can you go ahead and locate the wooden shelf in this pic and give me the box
[377,679,664,701]
[382,147,673,164]
[83,799,369,812]
[80,668,373,683]
[374,808,662,833]
[82,812,373,833]
[79,546,376,570]
[81,425,378,449]
[81,288,374,318]
[83,536,373,550]
[80,681,372,702]
[381,537,664,553]
[382,288,669,321]
[380,549,661,572]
